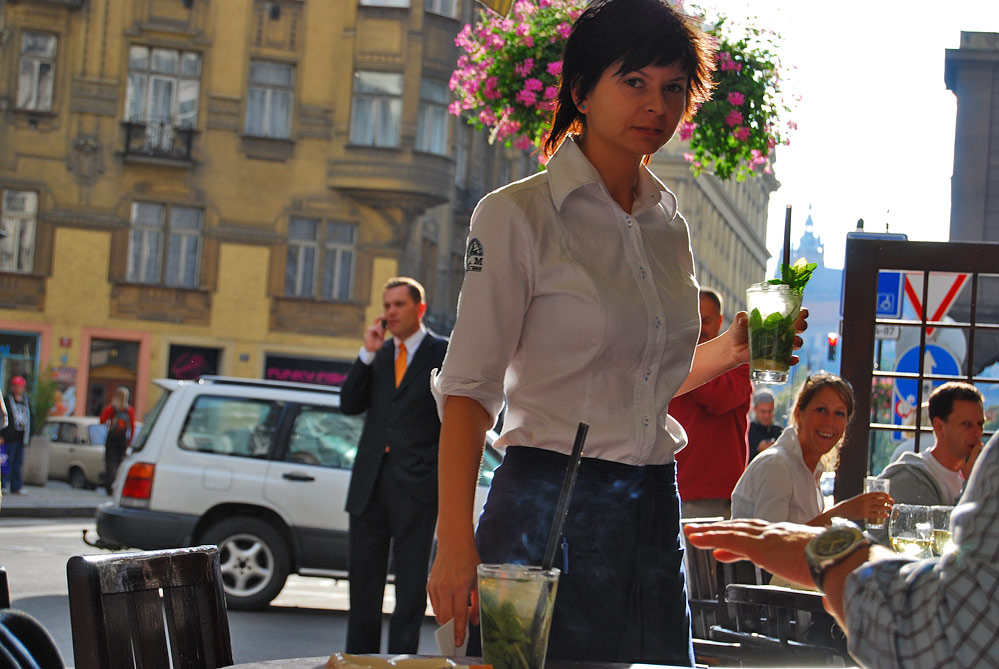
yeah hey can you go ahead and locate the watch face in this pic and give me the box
[814,527,862,559]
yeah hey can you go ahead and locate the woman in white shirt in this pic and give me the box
[731,373,891,526]
[427,1,805,665]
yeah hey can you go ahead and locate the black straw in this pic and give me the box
[783,204,792,275]
[542,422,589,571]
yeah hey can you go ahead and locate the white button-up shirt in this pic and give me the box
[730,426,825,523]
[433,137,699,465]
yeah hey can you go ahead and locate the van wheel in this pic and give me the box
[201,516,290,610]
[69,468,87,489]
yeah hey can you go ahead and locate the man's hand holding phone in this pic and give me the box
[363,316,389,353]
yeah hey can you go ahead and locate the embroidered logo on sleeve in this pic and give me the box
[465,237,484,273]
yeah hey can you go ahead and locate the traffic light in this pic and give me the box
[827,332,839,361]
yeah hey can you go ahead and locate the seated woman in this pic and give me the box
[731,373,891,526]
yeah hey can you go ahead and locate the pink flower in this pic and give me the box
[524,78,544,93]
[448,100,462,115]
[557,22,572,39]
[544,85,558,100]
[516,88,538,106]
[514,58,535,78]
[514,135,534,150]
[546,60,563,76]
[683,152,695,163]
[733,126,751,142]
[727,91,745,106]
[725,110,744,127]
[516,23,531,37]
[496,119,521,140]
[679,122,696,141]
[483,76,501,101]
[479,108,497,126]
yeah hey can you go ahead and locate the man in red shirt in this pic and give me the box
[669,289,752,519]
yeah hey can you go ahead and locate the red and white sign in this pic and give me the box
[903,272,969,335]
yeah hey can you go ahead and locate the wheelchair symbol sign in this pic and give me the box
[877,271,903,318]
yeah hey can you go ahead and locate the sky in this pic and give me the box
[700,1,999,272]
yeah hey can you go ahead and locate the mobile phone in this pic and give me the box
[381,319,388,329]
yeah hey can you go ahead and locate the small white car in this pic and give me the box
[44,416,107,489]
[96,376,500,610]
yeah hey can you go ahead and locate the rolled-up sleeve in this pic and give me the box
[432,192,536,423]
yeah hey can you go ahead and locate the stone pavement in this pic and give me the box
[0,481,109,518]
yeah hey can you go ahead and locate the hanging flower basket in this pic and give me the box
[449,0,795,181]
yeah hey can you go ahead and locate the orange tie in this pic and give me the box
[395,342,407,387]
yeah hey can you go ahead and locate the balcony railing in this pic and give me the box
[121,120,196,163]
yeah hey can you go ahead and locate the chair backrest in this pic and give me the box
[680,518,766,639]
[66,545,233,669]
[1,566,10,609]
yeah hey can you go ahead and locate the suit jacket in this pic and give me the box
[341,330,448,516]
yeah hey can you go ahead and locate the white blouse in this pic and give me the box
[432,137,700,466]
[730,426,825,523]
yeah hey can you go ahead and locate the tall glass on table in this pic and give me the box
[477,564,560,669]
[746,282,803,385]
[864,477,891,530]
[889,504,933,558]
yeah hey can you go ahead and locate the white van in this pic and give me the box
[96,376,499,609]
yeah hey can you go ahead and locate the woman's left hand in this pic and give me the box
[728,307,809,366]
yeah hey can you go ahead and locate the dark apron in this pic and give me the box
[472,445,694,667]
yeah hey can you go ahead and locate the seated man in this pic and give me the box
[878,382,984,506]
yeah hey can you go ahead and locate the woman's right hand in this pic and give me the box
[832,491,893,523]
[427,538,482,647]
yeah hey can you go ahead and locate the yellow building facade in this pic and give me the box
[0,0,535,415]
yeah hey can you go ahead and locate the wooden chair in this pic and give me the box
[66,545,233,669]
[682,519,771,667]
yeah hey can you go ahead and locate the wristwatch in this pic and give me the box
[805,522,871,591]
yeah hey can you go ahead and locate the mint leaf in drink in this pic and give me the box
[768,257,817,294]
[749,308,763,332]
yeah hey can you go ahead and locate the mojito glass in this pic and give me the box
[477,564,559,669]
[746,282,802,384]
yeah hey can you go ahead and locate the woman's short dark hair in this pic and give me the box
[544,0,716,159]
[793,373,856,423]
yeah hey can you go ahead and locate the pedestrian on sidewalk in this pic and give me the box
[1,376,32,495]
[99,386,135,495]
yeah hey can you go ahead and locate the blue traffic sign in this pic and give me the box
[877,271,903,319]
[892,344,961,438]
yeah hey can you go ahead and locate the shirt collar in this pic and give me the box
[395,324,427,354]
[546,135,678,218]
[777,426,826,480]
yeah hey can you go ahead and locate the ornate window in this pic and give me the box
[125,46,201,127]
[349,71,403,148]
[127,202,203,288]
[17,32,57,112]
[245,60,294,139]
[285,218,356,301]
[0,190,37,273]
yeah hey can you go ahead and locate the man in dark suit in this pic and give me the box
[340,277,448,654]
